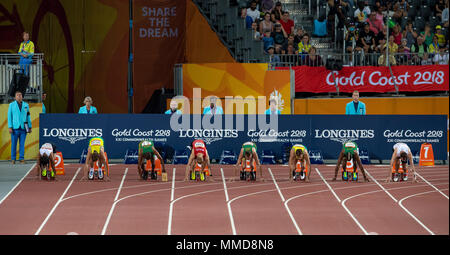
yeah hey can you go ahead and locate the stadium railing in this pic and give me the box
[269,52,450,68]
[0,53,44,103]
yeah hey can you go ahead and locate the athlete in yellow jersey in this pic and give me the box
[81,137,110,181]
[288,144,311,182]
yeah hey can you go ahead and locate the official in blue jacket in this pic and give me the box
[346,91,366,115]
[8,91,32,164]
[78,96,98,114]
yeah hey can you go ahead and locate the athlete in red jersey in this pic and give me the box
[184,139,212,181]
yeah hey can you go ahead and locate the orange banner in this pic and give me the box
[132,0,186,113]
[182,63,291,114]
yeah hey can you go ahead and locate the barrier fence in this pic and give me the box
[0,54,44,103]
[39,114,447,162]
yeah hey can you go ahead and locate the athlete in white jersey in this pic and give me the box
[36,143,56,180]
[387,143,417,182]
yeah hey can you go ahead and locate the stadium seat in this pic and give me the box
[429,16,440,32]
[413,16,425,32]
[308,150,324,164]
[219,150,237,164]
[419,5,432,21]
[261,150,276,165]
[407,7,417,20]
[123,149,139,164]
[359,148,370,165]
[400,16,410,30]
[173,148,190,164]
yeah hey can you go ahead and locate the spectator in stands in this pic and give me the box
[375,0,386,13]
[368,12,383,35]
[420,24,434,47]
[411,35,428,63]
[8,91,32,164]
[203,96,223,115]
[298,33,312,54]
[374,6,385,26]
[358,22,376,54]
[392,25,402,45]
[18,31,35,76]
[378,46,397,66]
[433,46,449,64]
[271,1,283,21]
[263,31,275,53]
[345,90,366,115]
[402,21,417,48]
[282,34,299,53]
[265,97,281,114]
[260,12,274,35]
[392,3,405,24]
[435,25,446,45]
[279,11,295,35]
[41,90,46,114]
[375,25,388,53]
[268,45,280,67]
[383,1,395,18]
[345,23,358,64]
[246,1,261,23]
[354,1,370,26]
[261,0,274,13]
[271,23,287,48]
[442,1,449,27]
[294,26,305,45]
[252,22,262,40]
[428,35,441,55]
[78,96,98,114]
[386,35,399,54]
[421,52,433,65]
[436,0,446,19]
[304,47,323,66]
[270,13,277,23]
[396,39,410,65]
[327,0,347,41]
[165,99,182,114]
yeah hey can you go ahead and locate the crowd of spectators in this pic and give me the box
[339,0,449,65]
[241,0,323,66]
[240,0,449,66]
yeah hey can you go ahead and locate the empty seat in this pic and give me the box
[407,7,417,19]
[419,5,432,21]
[413,16,425,32]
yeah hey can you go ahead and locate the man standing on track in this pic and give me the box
[288,144,311,182]
[184,139,213,181]
[81,137,110,181]
[137,140,166,180]
[332,141,369,182]
[234,142,263,181]
[387,142,417,183]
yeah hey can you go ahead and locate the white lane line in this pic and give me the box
[221,168,229,202]
[171,168,176,201]
[415,172,449,199]
[0,163,36,206]
[268,168,302,235]
[365,169,398,203]
[268,168,285,202]
[35,167,81,235]
[168,185,225,235]
[101,168,128,235]
[221,168,236,235]
[397,188,450,236]
[315,168,341,202]
[366,167,449,234]
[315,168,368,235]
[114,168,128,201]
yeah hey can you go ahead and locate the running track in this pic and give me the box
[0,164,447,235]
